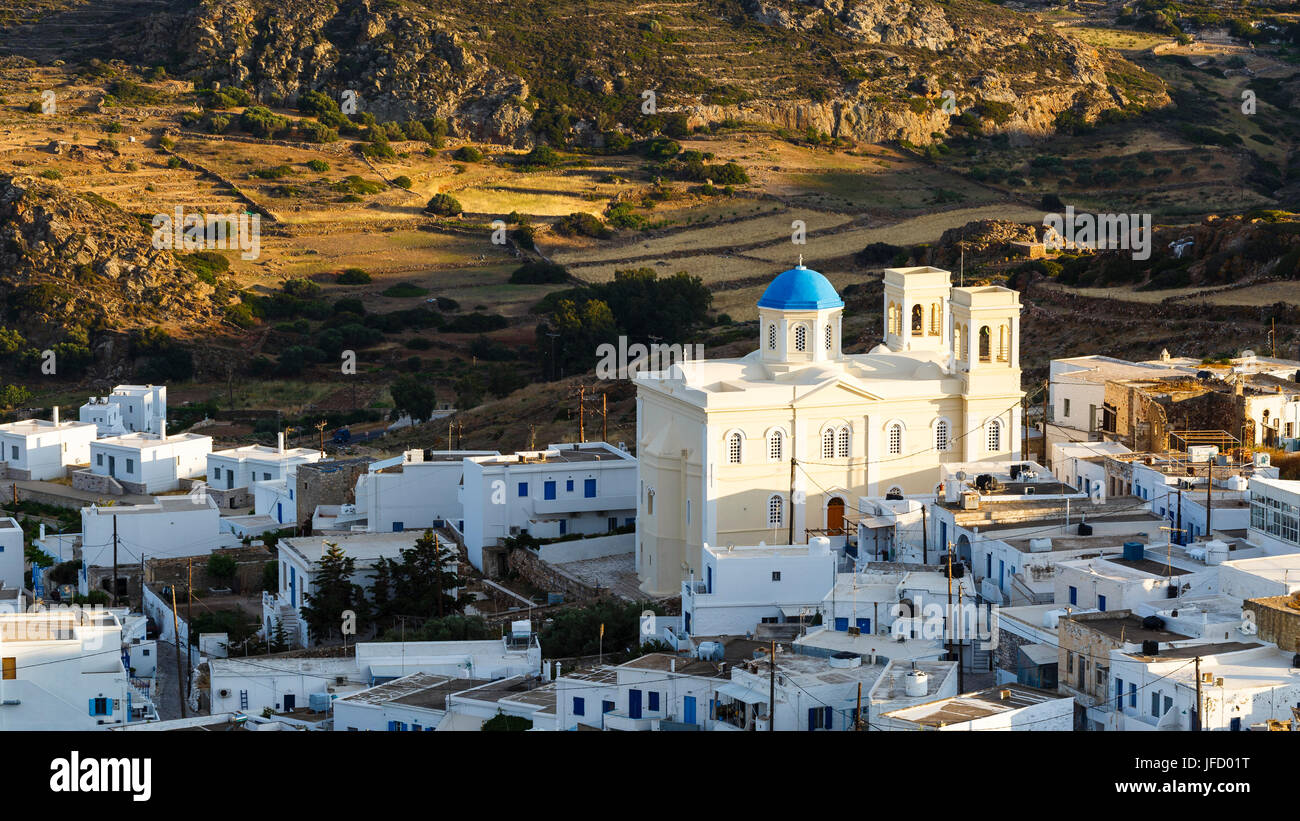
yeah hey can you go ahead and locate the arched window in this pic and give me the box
[794,324,807,352]
[768,324,778,351]
[935,419,950,452]
[646,489,655,515]
[978,326,991,362]
[888,423,903,455]
[824,323,833,351]
[953,325,963,360]
[768,430,784,461]
[997,325,1010,362]
[930,302,941,335]
[768,494,784,528]
[987,419,1002,452]
[822,428,836,459]
[888,302,901,337]
[911,304,923,335]
[727,432,742,464]
[837,426,850,458]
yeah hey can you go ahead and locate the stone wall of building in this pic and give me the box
[1244,596,1300,655]
[507,548,602,603]
[295,458,371,534]
[145,546,274,595]
[72,469,124,495]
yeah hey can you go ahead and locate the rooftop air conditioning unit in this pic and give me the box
[219,689,231,698]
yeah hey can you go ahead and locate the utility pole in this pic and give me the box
[601,392,608,444]
[315,420,327,457]
[1205,462,1213,541]
[1195,655,1203,731]
[957,583,965,693]
[1042,380,1049,464]
[186,559,194,696]
[946,545,957,688]
[788,458,796,546]
[171,585,187,719]
[768,640,776,732]
[577,385,586,443]
[111,514,119,607]
[855,681,863,731]
[921,505,928,565]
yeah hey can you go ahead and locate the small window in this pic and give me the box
[768,431,784,461]
[646,490,654,515]
[794,325,807,352]
[837,427,849,458]
[822,429,835,459]
[1063,398,1071,418]
[935,419,950,452]
[1,657,14,680]
[978,326,991,362]
[911,304,923,336]
[771,571,781,582]
[767,324,777,350]
[584,478,597,498]
[517,482,528,497]
[727,432,742,464]
[573,697,585,716]
[824,323,833,351]
[648,692,660,712]
[888,424,903,455]
[768,495,783,528]
[566,479,574,492]
[987,419,1002,452]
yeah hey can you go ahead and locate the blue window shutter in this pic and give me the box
[89,698,96,716]
[106,699,113,716]
[544,481,556,500]
[585,478,597,498]
[518,482,528,497]
[566,479,574,492]
[574,697,585,716]
[648,691,659,711]
[808,708,817,731]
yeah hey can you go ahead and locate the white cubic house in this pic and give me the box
[265,531,454,648]
[682,538,838,636]
[77,429,212,495]
[460,442,637,575]
[0,518,22,592]
[0,607,155,730]
[354,449,500,535]
[206,434,322,509]
[79,384,166,437]
[0,408,97,481]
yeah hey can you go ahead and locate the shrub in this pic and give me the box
[383,282,429,298]
[510,260,569,284]
[553,212,610,239]
[306,158,330,173]
[523,144,561,168]
[424,193,462,216]
[453,145,483,162]
[337,268,371,284]
[392,175,413,189]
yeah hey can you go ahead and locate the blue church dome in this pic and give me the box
[756,264,844,311]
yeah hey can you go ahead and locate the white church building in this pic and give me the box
[634,264,1024,595]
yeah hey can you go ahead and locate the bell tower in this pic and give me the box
[882,266,952,354]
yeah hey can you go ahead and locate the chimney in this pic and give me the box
[1000,688,1011,701]
[52,405,59,426]
[159,419,166,440]
[278,432,285,454]
[670,658,676,673]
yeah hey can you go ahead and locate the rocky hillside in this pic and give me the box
[1,0,1168,147]
[0,174,223,347]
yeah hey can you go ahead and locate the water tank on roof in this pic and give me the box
[1077,522,1093,536]
[511,619,531,639]
[1141,640,1159,656]
[697,641,724,661]
[828,651,862,669]
[308,692,331,712]
[1142,615,1165,631]
[1123,542,1144,562]
[809,536,831,556]
[1028,538,1053,553]
[1205,540,1230,566]
[904,671,929,698]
